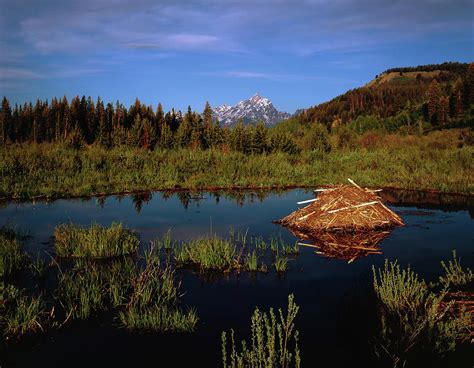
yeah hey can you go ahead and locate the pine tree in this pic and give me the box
[231,121,248,153]
[250,122,268,154]
[464,62,474,107]
[453,78,463,117]
[0,97,12,145]
[174,119,191,149]
[427,79,442,124]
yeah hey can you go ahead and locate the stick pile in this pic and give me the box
[277,183,404,237]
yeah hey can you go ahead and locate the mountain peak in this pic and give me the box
[214,94,289,126]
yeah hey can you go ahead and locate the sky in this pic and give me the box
[0,0,473,113]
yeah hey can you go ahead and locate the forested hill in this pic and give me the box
[296,62,474,129]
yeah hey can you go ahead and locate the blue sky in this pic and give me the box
[0,0,472,113]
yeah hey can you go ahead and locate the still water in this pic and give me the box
[1,189,473,367]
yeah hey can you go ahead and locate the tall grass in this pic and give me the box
[54,222,139,258]
[1,130,472,200]
[221,294,301,368]
[372,259,471,367]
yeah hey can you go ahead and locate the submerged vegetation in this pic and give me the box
[221,294,301,368]
[372,259,472,367]
[54,222,139,258]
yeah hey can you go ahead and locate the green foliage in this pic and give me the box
[269,133,300,154]
[372,259,471,367]
[306,124,331,153]
[221,294,301,368]
[54,222,139,258]
[438,250,473,289]
[0,227,25,277]
[349,115,383,134]
[274,252,288,273]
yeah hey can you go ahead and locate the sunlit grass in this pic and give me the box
[54,222,139,258]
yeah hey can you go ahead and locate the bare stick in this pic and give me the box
[297,211,316,221]
[297,198,319,205]
[326,201,379,214]
[347,178,362,189]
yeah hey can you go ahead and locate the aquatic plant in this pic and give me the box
[0,284,46,338]
[282,242,299,256]
[438,250,473,289]
[372,259,470,367]
[0,227,25,277]
[221,294,301,368]
[274,252,288,273]
[245,250,259,272]
[119,305,198,332]
[173,236,240,271]
[54,222,139,258]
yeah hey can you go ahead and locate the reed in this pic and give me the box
[438,250,474,289]
[54,222,139,258]
[221,294,301,368]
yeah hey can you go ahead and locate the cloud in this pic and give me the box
[0,67,41,80]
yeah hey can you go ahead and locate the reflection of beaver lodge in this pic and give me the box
[275,179,405,262]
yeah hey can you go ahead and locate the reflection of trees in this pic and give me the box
[131,192,153,214]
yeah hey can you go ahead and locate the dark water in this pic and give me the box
[1,189,473,367]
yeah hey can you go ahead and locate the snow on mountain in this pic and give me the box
[213,93,290,126]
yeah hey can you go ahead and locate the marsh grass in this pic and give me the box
[173,236,240,271]
[118,305,198,332]
[1,132,472,200]
[0,284,46,338]
[372,259,471,367]
[274,252,288,273]
[0,227,25,277]
[221,294,301,368]
[438,250,474,289]
[54,222,139,258]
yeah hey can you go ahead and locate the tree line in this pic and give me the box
[0,96,300,154]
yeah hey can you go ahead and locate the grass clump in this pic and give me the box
[119,306,198,332]
[372,259,471,367]
[0,284,46,338]
[221,294,301,368]
[173,236,240,271]
[274,252,288,273]
[0,227,25,278]
[54,222,139,258]
[438,250,473,289]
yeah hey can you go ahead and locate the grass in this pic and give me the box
[274,252,288,273]
[0,227,25,278]
[0,129,472,200]
[372,259,471,367]
[0,284,46,338]
[54,222,139,258]
[119,306,198,332]
[221,294,301,368]
[173,236,240,271]
[438,250,474,289]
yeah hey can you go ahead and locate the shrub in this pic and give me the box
[221,294,301,368]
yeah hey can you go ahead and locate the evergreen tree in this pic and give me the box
[230,121,248,153]
[1,97,12,145]
[427,79,442,124]
[250,122,268,154]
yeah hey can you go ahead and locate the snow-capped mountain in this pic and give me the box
[213,93,290,126]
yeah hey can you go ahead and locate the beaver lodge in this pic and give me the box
[275,179,405,262]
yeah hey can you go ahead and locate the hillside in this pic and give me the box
[295,62,473,129]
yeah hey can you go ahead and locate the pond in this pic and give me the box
[1,189,473,367]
